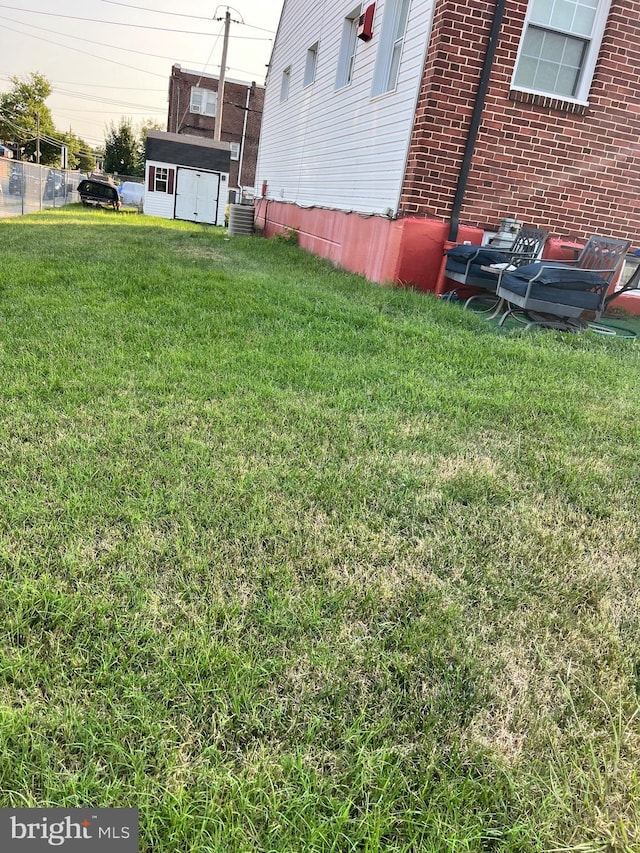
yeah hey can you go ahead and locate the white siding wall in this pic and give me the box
[256,0,434,216]
[143,161,175,219]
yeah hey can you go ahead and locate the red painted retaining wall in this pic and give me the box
[253,199,483,292]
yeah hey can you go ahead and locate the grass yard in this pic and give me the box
[1,206,640,852]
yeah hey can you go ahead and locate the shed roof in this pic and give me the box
[146,130,231,173]
[146,130,230,152]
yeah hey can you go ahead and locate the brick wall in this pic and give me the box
[399,0,640,246]
[166,66,265,195]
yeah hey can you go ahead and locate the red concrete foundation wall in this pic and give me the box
[254,199,483,292]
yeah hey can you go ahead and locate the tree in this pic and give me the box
[136,119,163,175]
[0,73,59,165]
[103,118,142,177]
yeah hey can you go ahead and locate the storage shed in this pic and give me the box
[144,130,230,226]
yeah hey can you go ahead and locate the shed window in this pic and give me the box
[148,166,175,194]
[512,0,612,102]
[155,167,169,192]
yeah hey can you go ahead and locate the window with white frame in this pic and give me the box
[372,0,411,96]
[148,165,174,194]
[336,6,361,89]
[280,66,292,101]
[190,87,217,116]
[154,167,169,193]
[229,142,240,160]
[512,0,612,102]
[304,42,319,87]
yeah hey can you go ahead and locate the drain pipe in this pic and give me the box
[435,0,508,295]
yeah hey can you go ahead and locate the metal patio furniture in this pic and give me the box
[495,235,631,331]
[444,226,548,311]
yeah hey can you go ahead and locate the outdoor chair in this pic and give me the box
[494,235,631,331]
[444,226,548,310]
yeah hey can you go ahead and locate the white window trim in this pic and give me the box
[510,0,613,104]
[190,87,217,117]
[372,0,411,97]
[229,142,240,161]
[304,42,319,87]
[336,6,361,90]
[154,167,169,193]
[280,65,292,102]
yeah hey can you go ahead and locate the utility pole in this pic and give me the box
[214,9,231,142]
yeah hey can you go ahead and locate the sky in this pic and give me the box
[0,0,284,149]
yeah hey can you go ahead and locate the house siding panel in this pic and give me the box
[256,0,436,215]
[143,160,176,219]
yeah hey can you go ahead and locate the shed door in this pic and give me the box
[175,168,220,224]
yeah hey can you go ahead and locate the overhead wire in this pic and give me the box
[0,12,271,85]
[96,0,276,33]
[0,12,200,64]
[0,4,272,39]
[0,20,169,79]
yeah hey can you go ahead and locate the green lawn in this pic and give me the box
[1,207,639,852]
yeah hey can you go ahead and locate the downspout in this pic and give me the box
[448,0,507,242]
[435,0,508,293]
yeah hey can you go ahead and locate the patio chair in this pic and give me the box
[444,226,548,310]
[495,235,631,330]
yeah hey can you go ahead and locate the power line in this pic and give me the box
[47,82,168,92]
[0,20,169,79]
[97,0,277,33]
[0,12,264,80]
[0,4,272,39]
[0,12,196,63]
[54,88,163,112]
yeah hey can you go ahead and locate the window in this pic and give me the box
[230,142,240,160]
[280,66,292,102]
[372,0,411,96]
[147,165,175,194]
[512,0,612,102]
[304,42,319,87]
[190,87,217,116]
[336,6,361,89]
[155,167,169,192]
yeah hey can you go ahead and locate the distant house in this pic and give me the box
[167,64,264,204]
[255,0,640,291]
[144,130,230,226]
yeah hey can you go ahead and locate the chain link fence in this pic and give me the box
[0,160,87,218]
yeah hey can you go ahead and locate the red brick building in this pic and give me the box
[255,0,640,291]
[167,64,264,202]
[400,0,640,244]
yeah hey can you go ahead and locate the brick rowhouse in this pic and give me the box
[167,65,265,198]
[400,0,640,247]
